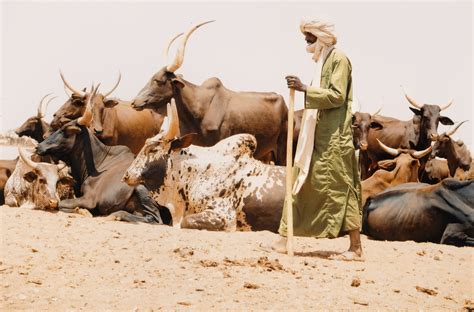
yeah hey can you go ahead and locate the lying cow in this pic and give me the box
[47,73,165,154]
[15,93,56,143]
[123,101,285,232]
[36,85,168,223]
[4,148,74,209]
[131,21,288,165]
[0,158,18,205]
[361,139,432,207]
[363,179,474,247]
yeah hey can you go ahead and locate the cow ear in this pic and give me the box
[409,107,422,115]
[171,77,185,89]
[170,133,197,151]
[65,125,82,135]
[103,98,119,108]
[59,176,75,186]
[23,171,38,182]
[439,116,454,125]
[369,121,383,130]
[377,159,396,171]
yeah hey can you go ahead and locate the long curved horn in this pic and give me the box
[411,145,433,159]
[18,147,39,169]
[446,120,468,137]
[40,95,57,119]
[163,98,180,141]
[377,139,400,157]
[439,99,453,111]
[37,93,53,118]
[163,32,184,65]
[404,93,422,109]
[166,20,215,72]
[77,83,100,126]
[103,71,122,98]
[372,107,382,116]
[60,71,85,96]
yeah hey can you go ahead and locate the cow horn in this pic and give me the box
[166,20,215,72]
[57,162,67,171]
[446,120,468,137]
[39,95,57,119]
[372,107,382,116]
[351,97,361,115]
[411,145,433,159]
[103,71,122,98]
[37,93,53,118]
[377,139,400,157]
[404,93,422,109]
[163,98,180,141]
[77,83,100,126]
[439,99,453,111]
[18,147,39,170]
[59,71,85,96]
[163,32,184,65]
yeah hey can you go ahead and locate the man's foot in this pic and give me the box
[328,250,365,262]
[259,236,287,254]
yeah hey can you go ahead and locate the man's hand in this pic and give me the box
[285,75,307,92]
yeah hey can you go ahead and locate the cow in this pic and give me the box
[0,158,18,205]
[4,147,74,210]
[351,107,382,179]
[363,179,474,247]
[365,93,454,176]
[36,85,169,224]
[47,72,165,154]
[430,121,472,179]
[131,21,288,165]
[16,93,56,143]
[361,139,432,207]
[123,100,285,232]
[422,158,450,184]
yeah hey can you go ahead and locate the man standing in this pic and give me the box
[265,19,363,261]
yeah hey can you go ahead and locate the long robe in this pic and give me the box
[279,48,362,238]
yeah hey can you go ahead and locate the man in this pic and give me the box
[264,19,363,261]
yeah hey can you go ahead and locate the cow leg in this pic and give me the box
[58,196,96,213]
[181,210,227,231]
[440,223,474,247]
[133,184,171,225]
[107,210,157,224]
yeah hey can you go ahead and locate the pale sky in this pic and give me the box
[1,1,473,159]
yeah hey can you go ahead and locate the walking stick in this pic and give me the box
[286,88,295,256]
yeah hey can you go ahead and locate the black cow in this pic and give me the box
[36,85,169,224]
[363,179,474,247]
[16,93,56,143]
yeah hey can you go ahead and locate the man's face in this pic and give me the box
[304,32,317,45]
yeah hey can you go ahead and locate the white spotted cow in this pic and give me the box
[5,147,75,210]
[123,101,285,232]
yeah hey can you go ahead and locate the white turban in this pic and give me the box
[300,19,337,62]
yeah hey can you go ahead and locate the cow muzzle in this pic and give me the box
[359,141,368,151]
[429,133,439,141]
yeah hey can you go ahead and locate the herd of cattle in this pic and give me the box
[1,21,473,247]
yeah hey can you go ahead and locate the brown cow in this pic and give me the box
[422,158,450,184]
[131,21,288,165]
[16,93,56,143]
[361,139,432,206]
[365,93,454,176]
[0,158,18,205]
[49,73,165,154]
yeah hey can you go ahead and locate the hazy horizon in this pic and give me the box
[1,1,473,159]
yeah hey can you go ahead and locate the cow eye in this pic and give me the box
[154,79,164,86]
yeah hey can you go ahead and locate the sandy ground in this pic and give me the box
[0,205,473,311]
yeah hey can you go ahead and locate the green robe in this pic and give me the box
[279,48,362,238]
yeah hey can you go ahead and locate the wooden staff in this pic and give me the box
[286,88,295,256]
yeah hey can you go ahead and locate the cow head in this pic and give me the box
[131,21,214,111]
[123,99,196,186]
[18,148,74,210]
[16,93,56,142]
[376,139,432,182]
[351,107,382,151]
[37,84,100,158]
[404,92,454,141]
[48,72,121,137]
[431,121,471,176]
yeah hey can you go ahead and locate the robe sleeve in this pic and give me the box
[305,55,350,110]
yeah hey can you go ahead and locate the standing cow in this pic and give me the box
[131,21,288,165]
[123,101,285,232]
[36,85,168,224]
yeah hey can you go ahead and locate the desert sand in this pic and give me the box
[1,205,473,311]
